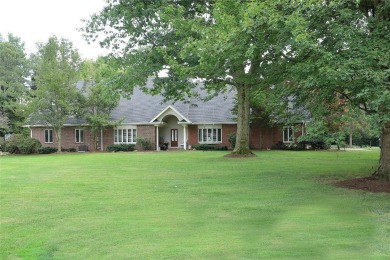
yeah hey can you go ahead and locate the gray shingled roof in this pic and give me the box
[25,79,237,126]
[110,79,237,125]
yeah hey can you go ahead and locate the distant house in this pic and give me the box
[25,79,306,151]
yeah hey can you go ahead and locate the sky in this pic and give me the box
[0,0,109,60]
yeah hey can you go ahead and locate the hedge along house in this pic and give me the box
[25,79,305,151]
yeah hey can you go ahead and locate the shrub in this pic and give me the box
[136,137,152,150]
[271,141,302,151]
[4,143,19,154]
[227,133,236,149]
[2,134,41,154]
[307,141,329,150]
[38,147,57,154]
[61,148,77,152]
[107,144,135,152]
[271,141,329,151]
[192,144,228,151]
[271,141,285,150]
[19,138,42,154]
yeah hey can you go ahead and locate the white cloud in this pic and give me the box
[0,0,109,59]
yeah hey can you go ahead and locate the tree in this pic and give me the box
[83,0,293,156]
[285,0,390,180]
[341,108,379,148]
[79,58,120,151]
[0,34,29,136]
[28,36,81,152]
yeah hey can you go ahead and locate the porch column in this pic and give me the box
[183,125,188,150]
[155,125,160,151]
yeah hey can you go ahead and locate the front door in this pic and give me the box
[171,129,178,147]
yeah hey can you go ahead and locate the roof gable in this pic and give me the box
[150,105,191,123]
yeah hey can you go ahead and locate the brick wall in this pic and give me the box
[31,126,94,151]
[31,127,46,146]
[136,125,156,150]
[249,123,306,149]
[102,127,114,151]
[249,124,283,150]
[188,123,284,150]
[222,124,237,149]
[187,124,237,149]
[30,123,302,151]
[187,124,282,150]
[188,125,198,148]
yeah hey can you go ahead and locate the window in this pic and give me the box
[283,126,293,143]
[44,129,53,143]
[75,129,84,143]
[114,127,137,144]
[198,125,222,144]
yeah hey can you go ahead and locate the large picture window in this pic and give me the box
[198,125,222,144]
[44,129,53,143]
[114,127,137,144]
[283,126,293,143]
[75,129,84,143]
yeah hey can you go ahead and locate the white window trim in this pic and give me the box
[114,126,137,144]
[44,129,53,143]
[283,126,294,143]
[75,129,84,143]
[198,125,222,144]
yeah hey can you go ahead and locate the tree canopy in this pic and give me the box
[0,34,29,136]
[284,0,390,180]
[79,58,121,151]
[83,0,295,155]
[28,36,81,152]
[84,0,389,178]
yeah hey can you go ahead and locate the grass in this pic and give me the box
[0,150,389,259]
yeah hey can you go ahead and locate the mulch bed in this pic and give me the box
[334,177,390,194]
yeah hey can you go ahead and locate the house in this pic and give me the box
[25,79,305,151]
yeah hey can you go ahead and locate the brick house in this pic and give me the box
[26,80,305,151]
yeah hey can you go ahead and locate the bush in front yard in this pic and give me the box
[18,139,42,154]
[38,147,58,154]
[192,144,228,151]
[136,137,152,150]
[61,148,77,152]
[2,134,42,154]
[228,133,236,149]
[107,144,135,152]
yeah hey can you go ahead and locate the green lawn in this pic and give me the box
[1,150,389,259]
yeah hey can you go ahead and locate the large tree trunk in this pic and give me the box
[232,84,254,156]
[374,121,390,181]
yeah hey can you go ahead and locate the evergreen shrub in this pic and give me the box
[228,133,236,149]
[192,144,228,151]
[38,147,57,154]
[136,137,152,150]
[2,134,41,154]
[107,144,135,152]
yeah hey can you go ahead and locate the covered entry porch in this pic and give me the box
[151,105,191,150]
